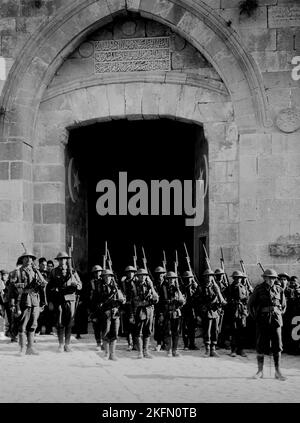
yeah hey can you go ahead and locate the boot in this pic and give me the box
[230,347,237,357]
[273,353,287,381]
[165,336,172,357]
[64,327,72,352]
[210,344,219,357]
[103,341,109,360]
[238,349,247,357]
[136,337,143,359]
[204,343,210,357]
[253,354,264,379]
[172,335,180,357]
[109,340,117,361]
[57,327,64,352]
[143,337,153,359]
[127,334,133,351]
[18,333,26,356]
[26,331,39,355]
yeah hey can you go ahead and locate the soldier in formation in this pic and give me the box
[8,251,47,355]
[199,269,226,357]
[120,265,137,351]
[181,271,199,350]
[248,268,287,380]
[153,266,167,352]
[47,251,82,352]
[228,270,251,357]
[159,271,185,357]
[129,268,158,359]
[89,264,103,351]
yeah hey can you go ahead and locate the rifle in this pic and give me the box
[107,247,119,286]
[162,250,167,270]
[21,243,46,289]
[142,246,153,280]
[240,259,253,293]
[133,244,137,270]
[220,247,230,287]
[183,242,200,285]
[67,236,77,281]
[103,241,107,270]
[257,262,265,273]
[202,243,213,273]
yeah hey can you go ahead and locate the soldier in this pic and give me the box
[89,265,103,351]
[129,268,158,359]
[120,265,137,351]
[35,257,49,336]
[8,251,47,355]
[248,268,287,381]
[95,269,125,361]
[159,271,185,357]
[153,266,167,352]
[47,251,82,353]
[199,269,226,357]
[214,268,230,349]
[229,270,251,357]
[181,271,199,350]
[283,275,300,354]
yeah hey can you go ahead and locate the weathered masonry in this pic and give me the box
[0,0,300,280]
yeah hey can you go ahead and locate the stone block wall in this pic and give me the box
[0,0,299,280]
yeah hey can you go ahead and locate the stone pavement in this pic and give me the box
[1,333,300,403]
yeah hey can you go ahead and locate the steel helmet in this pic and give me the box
[214,268,225,275]
[136,268,148,276]
[278,272,290,280]
[203,269,215,276]
[102,269,114,276]
[92,265,102,272]
[166,271,178,279]
[55,251,70,260]
[154,266,166,273]
[231,270,246,278]
[125,266,137,272]
[262,268,278,278]
[182,271,193,278]
[20,251,36,260]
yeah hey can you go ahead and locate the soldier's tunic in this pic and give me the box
[153,277,166,347]
[199,279,224,347]
[120,275,136,347]
[283,282,300,353]
[89,276,103,345]
[48,266,82,343]
[129,279,158,339]
[248,282,286,354]
[159,283,185,353]
[8,266,46,335]
[229,280,251,353]
[94,279,125,342]
[182,278,199,349]
[36,269,49,334]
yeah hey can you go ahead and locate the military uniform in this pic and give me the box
[47,252,82,352]
[94,269,125,361]
[199,269,226,357]
[8,252,47,355]
[153,266,167,352]
[248,269,287,380]
[129,268,159,359]
[159,271,185,357]
[120,266,137,351]
[181,271,200,350]
[229,271,251,357]
[89,265,103,350]
[214,268,230,349]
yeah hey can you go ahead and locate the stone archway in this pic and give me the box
[0,0,263,270]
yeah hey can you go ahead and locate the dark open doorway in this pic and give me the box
[66,119,208,277]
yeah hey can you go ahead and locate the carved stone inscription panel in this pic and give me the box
[94,37,171,73]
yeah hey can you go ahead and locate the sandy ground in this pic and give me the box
[1,332,300,403]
